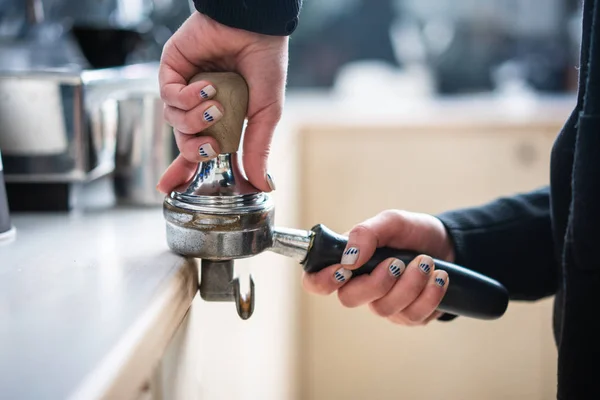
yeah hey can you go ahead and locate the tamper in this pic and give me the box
[163,72,509,321]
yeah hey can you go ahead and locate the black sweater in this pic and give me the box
[193,0,302,35]
[193,1,600,398]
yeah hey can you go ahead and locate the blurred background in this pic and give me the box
[288,0,583,93]
[0,0,581,399]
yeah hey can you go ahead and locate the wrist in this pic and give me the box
[432,216,456,264]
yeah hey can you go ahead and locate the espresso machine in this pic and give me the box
[0,0,184,210]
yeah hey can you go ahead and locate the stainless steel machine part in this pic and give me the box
[113,90,176,206]
[163,155,275,260]
[0,63,160,184]
[270,227,313,262]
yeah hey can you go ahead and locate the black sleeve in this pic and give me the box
[193,0,302,36]
[437,186,559,304]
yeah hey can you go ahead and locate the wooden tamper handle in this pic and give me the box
[190,72,249,154]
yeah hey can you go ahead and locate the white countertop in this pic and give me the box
[0,206,197,399]
[281,90,577,127]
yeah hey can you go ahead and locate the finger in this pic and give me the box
[368,255,434,317]
[337,258,406,308]
[159,37,216,110]
[338,211,418,271]
[397,269,449,324]
[338,224,380,272]
[161,76,217,110]
[238,46,287,193]
[302,263,352,296]
[173,130,221,163]
[163,101,223,135]
[156,154,198,194]
[242,110,280,192]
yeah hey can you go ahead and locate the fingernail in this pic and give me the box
[341,247,359,265]
[388,259,406,278]
[334,267,352,283]
[199,85,216,99]
[199,143,216,159]
[418,257,432,275]
[203,105,222,123]
[434,272,446,287]
[267,173,276,190]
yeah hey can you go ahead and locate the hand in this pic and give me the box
[303,210,456,325]
[156,12,288,193]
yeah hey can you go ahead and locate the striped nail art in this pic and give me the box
[389,260,405,278]
[199,85,216,99]
[435,276,446,287]
[341,247,359,265]
[334,268,352,283]
[203,105,222,123]
[199,144,216,159]
[419,261,431,274]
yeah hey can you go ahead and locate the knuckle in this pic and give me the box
[379,209,399,220]
[350,224,374,240]
[159,86,169,101]
[337,292,357,308]
[183,114,197,133]
[373,278,391,298]
[406,280,425,298]
[178,109,204,134]
[379,209,405,222]
[317,286,335,296]
[387,314,412,326]
[403,309,425,323]
[369,302,394,318]
[301,276,321,295]
[311,278,335,296]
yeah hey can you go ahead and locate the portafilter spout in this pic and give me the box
[163,72,510,322]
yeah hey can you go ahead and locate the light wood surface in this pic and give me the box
[292,94,574,400]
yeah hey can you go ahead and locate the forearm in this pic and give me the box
[437,186,558,302]
[193,0,302,35]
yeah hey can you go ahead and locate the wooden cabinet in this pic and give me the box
[292,95,574,400]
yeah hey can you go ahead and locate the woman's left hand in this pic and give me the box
[302,210,454,325]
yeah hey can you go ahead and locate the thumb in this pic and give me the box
[242,104,281,192]
[339,210,426,271]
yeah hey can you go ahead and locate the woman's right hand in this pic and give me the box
[302,210,456,326]
[156,11,288,194]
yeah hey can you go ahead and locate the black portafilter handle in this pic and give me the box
[301,224,509,320]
